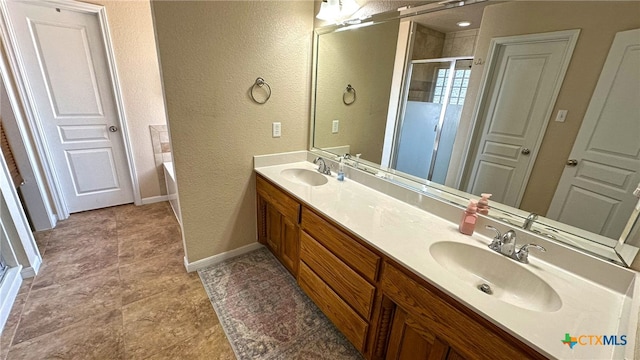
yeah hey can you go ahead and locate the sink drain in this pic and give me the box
[478,283,493,295]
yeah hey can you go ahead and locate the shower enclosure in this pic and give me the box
[393,57,473,183]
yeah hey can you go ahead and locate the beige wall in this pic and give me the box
[152,1,314,262]
[87,0,168,200]
[458,1,640,215]
[411,25,444,60]
[314,19,399,162]
[442,29,478,58]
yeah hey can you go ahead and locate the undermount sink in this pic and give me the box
[280,168,328,186]
[429,242,562,312]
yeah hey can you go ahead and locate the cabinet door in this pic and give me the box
[385,308,451,360]
[265,203,281,254]
[280,215,299,275]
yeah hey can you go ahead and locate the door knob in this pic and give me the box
[109,126,118,132]
[521,148,531,155]
[566,159,578,166]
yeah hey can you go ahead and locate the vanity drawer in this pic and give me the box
[298,262,368,352]
[301,207,380,282]
[300,231,376,319]
[257,175,300,222]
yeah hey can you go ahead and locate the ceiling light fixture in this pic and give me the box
[456,21,471,27]
[317,0,361,23]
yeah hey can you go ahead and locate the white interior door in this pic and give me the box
[547,29,640,239]
[465,33,576,207]
[5,1,133,213]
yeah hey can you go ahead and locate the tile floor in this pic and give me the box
[0,202,236,359]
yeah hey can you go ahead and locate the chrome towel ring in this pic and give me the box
[343,84,356,105]
[250,77,271,104]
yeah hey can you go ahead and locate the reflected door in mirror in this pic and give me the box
[465,33,577,207]
[548,28,640,240]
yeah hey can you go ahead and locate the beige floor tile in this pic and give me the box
[115,202,175,229]
[4,202,234,358]
[145,323,236,360]
[54,207,116,230]
[13,267,121,344]
[6,310,123,360]
[30,255,119,291]
[31,240,118,291]
[16,279,32,298]
[122,281,217,359]
[32,231,51,257]
[119,253,198,305]
[0,293,29,360]
[45,229,118,256]
[118,224,183,265]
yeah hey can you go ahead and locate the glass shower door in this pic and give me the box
[393,57,472,182]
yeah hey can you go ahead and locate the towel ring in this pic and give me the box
[250,77,271,104]
[343,84,356,105]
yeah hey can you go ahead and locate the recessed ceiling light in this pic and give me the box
[457,21,471,27]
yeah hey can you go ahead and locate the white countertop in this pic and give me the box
[255,159,639,360]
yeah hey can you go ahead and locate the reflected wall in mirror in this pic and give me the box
[314,19,400,162]
[312,0,640,264]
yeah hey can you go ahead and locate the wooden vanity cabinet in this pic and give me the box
[255,176,544,360]
[372,263,545,360]
[256,175,300,276]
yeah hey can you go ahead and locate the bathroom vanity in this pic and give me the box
[254,153,638,360]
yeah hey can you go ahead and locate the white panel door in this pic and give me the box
[6,1,133,213]
[466,39,571,207]
[548,29,640,239]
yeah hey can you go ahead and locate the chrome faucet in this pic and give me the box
[313,157,331,175]
[485,225,546,263]
[522,212,538,230]
[486,225,516,256]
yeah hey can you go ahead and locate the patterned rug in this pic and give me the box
[198,247,363,360]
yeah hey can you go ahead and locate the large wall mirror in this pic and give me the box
[311,0,640,266]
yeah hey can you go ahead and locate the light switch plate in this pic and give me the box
[272,122,281,138]
[555,110,568,122]
[332,120,339,134]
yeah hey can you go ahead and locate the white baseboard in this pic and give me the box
[21,264,37,279]
[183,242,264,272]
[141,195,170,205]
[0,266,22,334]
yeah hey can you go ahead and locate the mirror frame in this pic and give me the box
[309,1,639,267]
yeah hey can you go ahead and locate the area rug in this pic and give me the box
[198,247,363,360]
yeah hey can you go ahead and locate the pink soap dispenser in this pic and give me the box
[459,200,478,235]
[477,193,492,215]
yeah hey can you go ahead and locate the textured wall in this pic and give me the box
[442,29,478,58]
[88,0,168,199]
[152,1,314,262]
[411,25,444,60]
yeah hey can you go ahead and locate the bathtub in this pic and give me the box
[163,162,182,225]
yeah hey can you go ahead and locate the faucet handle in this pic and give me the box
[515,243,546,264]
[485,225,501,239]
[485,225,502,251]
